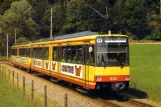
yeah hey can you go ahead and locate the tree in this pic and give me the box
[16,36,29,44]
[122,0,149,39]
[62,0,91,34]
[0,0,19,15]
[2,0,37,41]
[43,4,66,36]
[150,29,161,40]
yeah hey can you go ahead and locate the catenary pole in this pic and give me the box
[160,0,161,15]
[7,33,8,60]
[15,29,16,44]
[50,4,53,40]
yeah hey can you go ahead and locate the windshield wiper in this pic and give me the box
[101,54,106,66]
[117,53,125,66]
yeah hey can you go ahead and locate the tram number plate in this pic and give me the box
[110,77,117,80]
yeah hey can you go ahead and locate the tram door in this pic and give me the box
[85,43,95,89]
[85,43,93,89]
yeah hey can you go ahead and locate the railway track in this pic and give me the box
[97,98,122,107]
[95,93,156,107]
[0,60,158,107]
[117,93,157,107]
[128,99,156,107]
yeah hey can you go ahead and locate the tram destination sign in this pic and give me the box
[97,37,127,43]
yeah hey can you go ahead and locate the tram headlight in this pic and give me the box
[96,76,102,81]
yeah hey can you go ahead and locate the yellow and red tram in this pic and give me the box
[11,31,130,91]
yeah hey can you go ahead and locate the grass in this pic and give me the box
[0,67,58,107]
[130,44,161,102]
[0,74,31,107]
[0,56,7,60]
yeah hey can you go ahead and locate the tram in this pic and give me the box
[11,31,130,91]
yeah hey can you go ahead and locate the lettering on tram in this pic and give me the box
[110,77,118,81]
[21,57,27,64]
[61,65,74,74]
[36,61,42,66]
[34,59,42,68]
[105,38,126,43]
[61,64,82,78]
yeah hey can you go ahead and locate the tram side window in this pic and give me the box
[33,48,41,59]
[19,49,24,56]
[25,48,30,57]
[19,49,22,56]
[19,48,29,57]
[66,46,71,62]
[11,49,17,56]
[69,46,76,63]
[76,46,83,64]
[33,47,49,60]
[43,47,49,60]
[39,48,43,59]
[52,47,58,61]
[32,48,36,58]
[32,48,37,59]
[61,47,67,62]
[60,45,83,64]
[34,48,39,59]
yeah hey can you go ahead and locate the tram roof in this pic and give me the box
[11,31,128,47]
[53,31,98,40]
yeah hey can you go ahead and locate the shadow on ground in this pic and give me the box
[80,87,148,102]
[125,88,148,99]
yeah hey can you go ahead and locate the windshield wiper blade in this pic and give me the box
[101,54,106,66]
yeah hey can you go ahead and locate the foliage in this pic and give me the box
[123,0,149,39]
[27,0,49,38]
[148,14,161,30]
[0,0,161,55]
[0,0,37,55]
[150,29,161,40]
[0,0,160,40]
[1,0,37,40]
[146,0,160,15]
[16,36,29,45]
[0,0,19,15]
[62,0,90,34]
[43,4,66,36]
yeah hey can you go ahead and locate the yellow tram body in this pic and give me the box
[11,32,130,91]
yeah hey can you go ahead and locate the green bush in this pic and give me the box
[16,37,29,45]
[150,29,161,40]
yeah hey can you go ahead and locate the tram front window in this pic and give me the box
[96,37,129,66]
